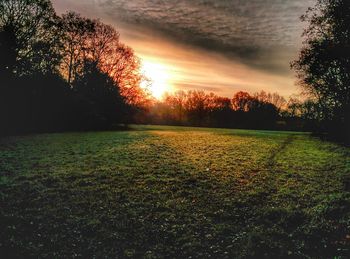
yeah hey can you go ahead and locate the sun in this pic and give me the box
[141,60,173,99]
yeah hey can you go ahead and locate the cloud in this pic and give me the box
[96,0,314,75]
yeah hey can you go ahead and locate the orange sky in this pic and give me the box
[52,0,314,99]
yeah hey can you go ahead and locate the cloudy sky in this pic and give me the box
[52,0,315,98]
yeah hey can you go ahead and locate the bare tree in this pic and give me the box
[164,90,187,123]
[60,12,94,85]
[60,13,149,106]
[231,91,252,111]
[253,91,287,112]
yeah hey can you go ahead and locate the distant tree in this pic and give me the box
[253,91,287,112]
[184,90,210,126]
[154,91,233,127]
[164,90,187,123]
[248,98,278,117]
[209,95,231,111]
[144,90,294,130]
[231,91,252,111]
[271,93,287,111]
[230,91,280,129]
[209,96,232,127]
[285,97,303,117]
[292,0,350,140]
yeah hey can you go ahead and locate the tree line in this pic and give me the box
[139,90,317,131]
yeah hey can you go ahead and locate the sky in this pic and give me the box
[52,0,315,99]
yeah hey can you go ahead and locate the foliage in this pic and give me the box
[292,0,350,142]
[1,125,349,258]
[72,61,127,128]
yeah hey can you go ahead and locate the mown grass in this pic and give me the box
[0,125,349,258]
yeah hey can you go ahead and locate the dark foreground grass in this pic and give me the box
[0,125,349,258]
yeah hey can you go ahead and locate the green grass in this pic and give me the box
[0,125,349,258]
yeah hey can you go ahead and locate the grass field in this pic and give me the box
[0,125,349,258]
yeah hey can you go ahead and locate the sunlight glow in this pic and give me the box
[141,60,173,99]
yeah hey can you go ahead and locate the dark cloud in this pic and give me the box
[96,0,314,75]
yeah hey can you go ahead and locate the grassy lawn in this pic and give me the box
[0,125,349,258]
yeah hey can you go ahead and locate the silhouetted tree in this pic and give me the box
[231,91,252,111]
[0,25,16,80]
[0,0,61,77]
[105,45,149,108]
[60,12,148,108]
[185,90,212,126]
[73,61,126,129]
[0,0,65,135]
[285,97,303,118]
[163,91,187,124]
[253,91,287,113]
[60,12,94,85]
[208,96,232,127]
[292,0,350,141]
